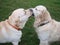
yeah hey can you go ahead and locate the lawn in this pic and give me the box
[0,0,60,45]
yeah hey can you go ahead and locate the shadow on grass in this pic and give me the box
[50,41,60,45]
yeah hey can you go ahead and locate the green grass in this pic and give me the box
[0,0,60,45]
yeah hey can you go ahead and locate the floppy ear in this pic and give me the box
[39,9,51,22]
[8,13,21,26]
[15,16,20,27]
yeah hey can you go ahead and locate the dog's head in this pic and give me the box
[8,8,32,29]
[31,5,46,17]
[30,5,51,22]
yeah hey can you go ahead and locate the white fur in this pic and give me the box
[0,8,32,45]
[32,5,60,45]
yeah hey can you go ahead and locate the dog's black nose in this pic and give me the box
[32,13,34,16]
[29,8,34,16]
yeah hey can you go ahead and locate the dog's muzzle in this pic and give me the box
[29,8,34,16]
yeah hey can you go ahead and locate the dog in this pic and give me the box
[30,5,60,45]
[0,8,32,45]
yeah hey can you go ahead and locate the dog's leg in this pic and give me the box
[39,31,50,45]
[12,41,19,45]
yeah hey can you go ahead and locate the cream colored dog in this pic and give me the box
[0,8,32,45]
[31,5,60,45]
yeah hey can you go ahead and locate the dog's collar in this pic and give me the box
[38,21,49,27]
[7,21,22,30]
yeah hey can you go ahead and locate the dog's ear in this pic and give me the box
[8,13,21,26]
[39,9,51,22]
[15,16,20,27]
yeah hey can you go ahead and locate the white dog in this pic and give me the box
[0,8,32,45]
[31,5,60,45]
